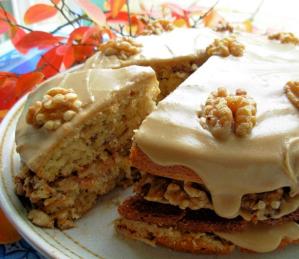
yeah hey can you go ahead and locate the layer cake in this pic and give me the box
[116,55,299,253]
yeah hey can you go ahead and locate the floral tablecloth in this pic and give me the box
[0,240,44,259]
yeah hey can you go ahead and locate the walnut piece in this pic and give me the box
[241,188,285,221]
[28,209,54,228]
[203,87,256,140]
[284,81,299,108]
[214,21,234,33]
[206,37,245,57]
[140,18,174,35]
[26,87,82,131]
[203,88,233,140]
[99,37,142,60]
[268,32,299,45]
[135,173,212,210]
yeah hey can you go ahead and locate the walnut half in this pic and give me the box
[268,32,299,45]
[26,87,82,131]
[206,37,245,57]
[99,37,142,60]
[140,18,175,35]
[202,87,257,140]
[284,81,299,108]
[214,21,234,33]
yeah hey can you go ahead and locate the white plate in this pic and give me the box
[1,97,299,259]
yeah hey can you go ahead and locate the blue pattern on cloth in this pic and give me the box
[0,240,44,259]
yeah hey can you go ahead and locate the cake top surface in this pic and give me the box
[16,65,156,171]
[84,27,219,69]
[238,31,299,63]
[84,27,299,70]
[134,55,299,218]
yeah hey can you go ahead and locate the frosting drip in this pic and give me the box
[135,56,299,218]
[216,221,299,252]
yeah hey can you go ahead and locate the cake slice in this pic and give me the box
[115,56,299,254]
[84,28,220,99]
[15,65,159,229]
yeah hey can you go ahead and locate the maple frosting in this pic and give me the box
[16,66,157,171]
[84,28,219,69]
[134,56,299,219]
[238,31,299,63]
[84,27,299,70]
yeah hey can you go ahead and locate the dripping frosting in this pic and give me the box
[134,56,299,218]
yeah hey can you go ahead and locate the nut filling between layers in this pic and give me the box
[134,173,296,221]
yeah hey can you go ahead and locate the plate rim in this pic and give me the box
[0,95,73,259]
[0,63,85,258]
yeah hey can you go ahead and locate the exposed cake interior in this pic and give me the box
[15,66,159,229]
[84,28,219,99]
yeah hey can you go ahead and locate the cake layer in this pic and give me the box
[16,66,159,180]
[133,171,299,221]
[118,195,299,234]
[116,196,299,253]
[116,218,234,255]
[133,56,299,219]
[116,218,299,254]
[16,163,128,229]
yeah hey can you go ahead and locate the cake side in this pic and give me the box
[116,54,299,254]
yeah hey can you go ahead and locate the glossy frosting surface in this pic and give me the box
[84,28,219,69]
[84,27,299,70]
[16,66,156,171]
[135,56,299,218]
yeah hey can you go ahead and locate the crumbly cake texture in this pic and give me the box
[117,53,299,254]
[15,66,159,229]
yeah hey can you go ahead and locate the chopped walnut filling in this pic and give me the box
[26,87,82,131]
[140,18,175,35]
[206,37,245,57]
[135,174,290,221]
[202,87,257,140]
[268,32,299,45]
[241,188,287,221]
[134,173,212,210]
[99,37,142,60]
[214,21,234,33]
[284,81,299,108]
